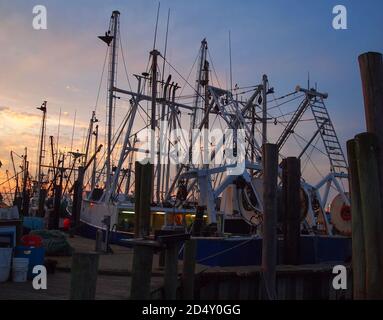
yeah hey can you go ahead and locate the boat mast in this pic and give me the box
[191,39,208,133]
[157,8,171,203]
[22,147,29,216]
[91,124,99,190]
[104,11,120,194]
[229,31,233,93]
[164,41,208,201]
[202,57,209,170]
[36,101,47,214]
[125,134,137,196]
[262,74,268,145]
[49,136,56,180]
[10,151,19,199]
[188,39,208,168]
[150,49,159,203]
[157,75,171,203]
[84,111,98,166]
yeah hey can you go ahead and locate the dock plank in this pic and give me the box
[0,272,164,300]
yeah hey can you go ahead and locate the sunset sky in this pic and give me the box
[1,0,383,190]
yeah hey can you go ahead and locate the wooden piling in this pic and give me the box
[95,229,103,252]
[193,206,205,236]
[158,250,165,268]
[164,243,179,300]
[357,51,383,300]
[358,52,383,214]
[282,157,301,265]
[134,162,152,238]
[261,144,278,299]
[70,252,99,300]
[130,243,155,300]
[346,139,366,299]
[354,133,383,299]
[182,239,197,299]
[134,162,142,237]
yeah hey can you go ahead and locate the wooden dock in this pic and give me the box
[0,235,199,300]
[151,263,352,300]
[0,271,164,300]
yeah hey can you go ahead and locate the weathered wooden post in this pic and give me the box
[282,157,301,265]
[346,139,366,299]
[347,139,366,299]
[164,243,179,300]
[182,239,197,299]
[70,252,99,300]
[358,52,383,299]
[158,249,165,268]
[354,133,383,299]
[130,241,157,300]
[158,233,191,300]
[134,161,142,238]
[130,161,155,299]
[134,161,152,238]
[358,52,383,197]
[140,163,152,237]
[95,229,103,252]
[261,144,278,300]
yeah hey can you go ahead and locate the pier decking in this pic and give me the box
[0,235,351,300]
[0,235,198,300]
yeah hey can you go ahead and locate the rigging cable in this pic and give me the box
[95,46,109,112]
[176,50,201,99]
[119,32,133,92]
[207,48,223,89]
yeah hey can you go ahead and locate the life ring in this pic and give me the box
[330,193,351,236]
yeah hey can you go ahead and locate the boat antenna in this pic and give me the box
[153,2,161,50]
[56,107,61,155]
[229,30,233,93]
[161,8,171,83]
[70,110,77,153]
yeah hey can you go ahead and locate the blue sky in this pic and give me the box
[0,0,382,184]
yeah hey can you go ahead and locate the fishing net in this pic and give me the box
[29,230,73,256]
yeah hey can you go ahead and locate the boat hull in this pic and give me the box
[77,219,351,267]
[77,219,134,246]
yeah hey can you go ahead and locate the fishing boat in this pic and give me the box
[76,10,351,266]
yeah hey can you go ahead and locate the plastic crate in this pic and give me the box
[14,246,45,280]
